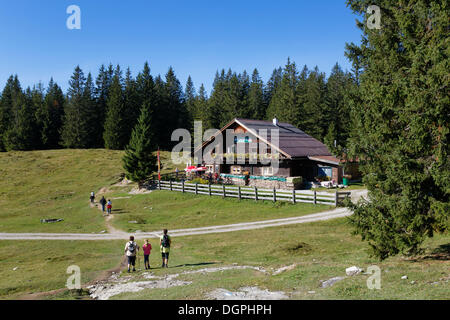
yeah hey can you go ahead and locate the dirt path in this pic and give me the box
[0,207,354,240]
[0,189,368,241]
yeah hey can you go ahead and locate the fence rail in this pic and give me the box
[154,180,351,207]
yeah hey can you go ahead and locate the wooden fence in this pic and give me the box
[155,180,351,207]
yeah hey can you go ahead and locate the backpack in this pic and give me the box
[161,235,170,248]
[128,241,136,254]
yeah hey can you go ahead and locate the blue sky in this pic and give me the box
[0,1,362,94]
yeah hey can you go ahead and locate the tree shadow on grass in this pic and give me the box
[111,209,128,214]
[407,243,449,262]
[171,262,218,268]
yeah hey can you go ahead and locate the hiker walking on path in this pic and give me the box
[124,236,139,272]
[99,196,107,213]
[160,229,172,268]
[90,191,95,203]
[142,239,152,270]
[106,199,112,215]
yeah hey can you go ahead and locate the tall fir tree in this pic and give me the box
[323,63,354,153]
[122,101,158,184]
[3,85,39,151]
[94,64,114,147]
[61,66,97,148]
[0,75,22,151]
[165,67,188,145]
[41,79,65,149]
[266,58,300,125]
[103,65,129,150]
[300,66,327,139]
[248,69,265,119]
[207,70,227,129]
[264,67,283,109]
[185,75,197,132]
[123,67,140,144]
[345,0,449,259]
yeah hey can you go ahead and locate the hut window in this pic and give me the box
[262,166,273,176]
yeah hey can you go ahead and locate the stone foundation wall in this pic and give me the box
[228,177,294,190]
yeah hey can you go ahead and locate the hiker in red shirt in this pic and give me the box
[142,239,152,270]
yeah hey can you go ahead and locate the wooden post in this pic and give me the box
[195,183,198,195]
[292,189,296,204]
[254,186,258,201]
[335,191,338,207]
[313,190,317,205]
[182,180,185,193]
[273,187,276,202]
[238,186,241,200]
[170,180,173,191]
[223,184,226,198]
[158,180,161,190]
[209,183,212,196]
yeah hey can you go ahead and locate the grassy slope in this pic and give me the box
[108,219,449,300]
[0,149,124,233]
[0,240,123,299]
[108,191,332,232]
[0,150,447,300]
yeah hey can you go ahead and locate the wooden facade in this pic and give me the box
[196,118,346,188]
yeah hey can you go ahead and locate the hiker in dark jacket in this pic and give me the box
[90,191,95,203]
[159,229,172,268]
[99,196,107,213]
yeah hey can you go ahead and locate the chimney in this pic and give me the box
[272,117,278,126]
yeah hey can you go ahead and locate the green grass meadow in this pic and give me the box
[0,149,448,300]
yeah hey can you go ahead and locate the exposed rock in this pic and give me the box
[320,276,346,288]
[346,266,363,276]
[272,264,297,275]
[208,287,288,300]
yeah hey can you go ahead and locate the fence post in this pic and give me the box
[170,180,172,191]
[158,180,161,190]
[273,187,276,202]
[292,189,296,204]
[313,190,317,205]
[182,180,185,193]
[335,191,338,207]
[223,184,226,198]
[238,186,241,200]
[254,186,258,201]
[209,183,212,196]
[195,183,198,195]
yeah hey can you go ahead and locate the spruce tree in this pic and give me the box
[3,86,40,151]
[207,70,227,129]
[123,67,140,143]
[264,67,283,108]
[248,69,265,119]
[61,66,97,148]
[165,67,188,144]
[122,101,158,183]
[266,58,300,125]
[94,64,114,147]
[185,75,196,132]
[345,0,449,259]
[43,79,65,149]
[0,75,22,151]
[103,66,128,149]
[300,66,327,139]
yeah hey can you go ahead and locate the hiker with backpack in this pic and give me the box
[90,191,95,203]
[106,199,112,215]
[99,196,107,213]
[160,229,172,268]
[124,235,140,272]
[142,239,152,270]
